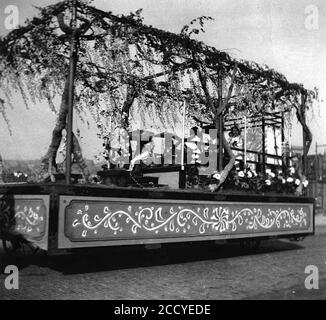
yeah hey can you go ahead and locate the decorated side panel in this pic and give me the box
[0,194,50,250]
[58,196,314,248]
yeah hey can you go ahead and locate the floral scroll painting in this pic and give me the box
[0,196,48,240]
[63,198,313,241]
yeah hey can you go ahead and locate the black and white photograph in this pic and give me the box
[0,0,325,303]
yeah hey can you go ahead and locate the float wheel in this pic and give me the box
[2,238,38,258]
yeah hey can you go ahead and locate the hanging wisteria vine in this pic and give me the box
[0,0,318,185]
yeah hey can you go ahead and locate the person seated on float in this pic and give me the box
[129,136,155,173]
[185,126,205,165]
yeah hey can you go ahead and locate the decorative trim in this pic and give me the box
[0,196,47,240]
[63,198,311,241]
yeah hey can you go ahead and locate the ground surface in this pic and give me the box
[0,214,325,300]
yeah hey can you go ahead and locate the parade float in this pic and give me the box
[0,0,316,256]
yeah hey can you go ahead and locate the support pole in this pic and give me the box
[262,116,266,174]
[281,112,286,172]
[107,116,112,169]
[181,99,186,170]
[66,0,78,184]
[244,116,247,167]
[315,142,318,182]
[301,93,307,176]
[218,70,223,172]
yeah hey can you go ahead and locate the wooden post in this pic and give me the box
[218,70,223,172]
[315,142,318,182]
[262,116,266,174]
[244,116,247,167]
[281,112,285,172]
[301,93,307,176]
[66,0,78,184]
[181,100,186,170]
[172,138,176,165]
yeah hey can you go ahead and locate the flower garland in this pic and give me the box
[207,164,309,195]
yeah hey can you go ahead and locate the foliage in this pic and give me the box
[0,0,318,185]
[0,1,316,129]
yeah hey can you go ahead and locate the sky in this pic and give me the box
[0,0,326,160]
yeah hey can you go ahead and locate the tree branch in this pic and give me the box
[292,95,312,154]
[222,63,238,109]
[76,17,98,36]
[196,64,216,116]
[121,85,138,129]
[57,13,74,35]
[212,63,238,116]
[216,135,236,189]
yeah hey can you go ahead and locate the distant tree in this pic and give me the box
[0,153,4,184]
